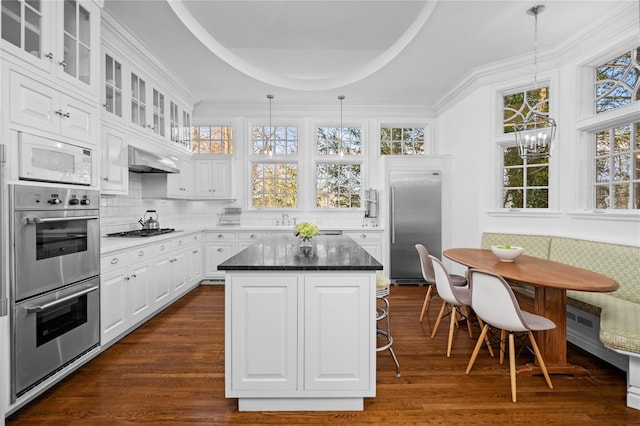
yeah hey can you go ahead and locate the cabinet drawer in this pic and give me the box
[237,231,269,241]
[344,231,382,241]
[205,231,236,241]
[101,251,128,274]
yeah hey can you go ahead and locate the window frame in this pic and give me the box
[312,120,365,210]
[247,119,301,210]
[575,44,640,214]
[490,76,560,215]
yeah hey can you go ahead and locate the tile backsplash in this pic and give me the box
[99,172,228,236]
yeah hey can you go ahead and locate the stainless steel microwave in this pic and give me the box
[18,132,93,186]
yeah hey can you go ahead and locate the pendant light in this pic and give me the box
[338,95,345,157]
[514,5,557,161]
[266,94,274,157]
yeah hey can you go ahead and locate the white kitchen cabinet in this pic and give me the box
[225,272,375,410]
[195,157,232,199]
[102,50,124,123]
[9,68,98,144]
[153,242,173,308]
[344,231,383,262]
[229,275,298,391]
[237,231,269,252]
[1,0,101,97]
[204,231,237,279]
[186,234,204,288]
[100,246,154,346]
[100,124,128,195]
[141,155,194,199]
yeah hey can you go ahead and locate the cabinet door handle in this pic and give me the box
[217,248,225,252]
[360,234,367,239]
[59,60,67,67]
[192,250,199,254]
[160,245,165,250]
[217,234,224,239]
[45,52,54,60]
[125,276,130,281]
[110,257,119,265]
[131,274,137,278]
[103,177,110,182]
[138,250,145,257]
[250,234,257,239]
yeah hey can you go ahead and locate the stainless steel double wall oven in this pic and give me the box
[10,184,100,399]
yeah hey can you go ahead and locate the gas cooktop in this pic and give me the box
[106,228,177,238]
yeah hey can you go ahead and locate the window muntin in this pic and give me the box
[316,127,361,155]
[502,146,549,208]
[251,163,298,208]
[380,127,424,155]
[593,123,640,209]
[316,163,361,209]
[503,87,550,134]
[193,125,233,154]
[595,47,640,113]
[130,73,146,127]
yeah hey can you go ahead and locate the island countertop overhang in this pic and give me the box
[218,235,383,271]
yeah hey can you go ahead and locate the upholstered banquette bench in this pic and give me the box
[480,233,640,410]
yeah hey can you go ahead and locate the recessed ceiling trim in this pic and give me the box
[167,0,438,91]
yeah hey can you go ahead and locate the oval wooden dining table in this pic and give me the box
[443,248,619,376]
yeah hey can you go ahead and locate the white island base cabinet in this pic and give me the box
[225,272,376,411]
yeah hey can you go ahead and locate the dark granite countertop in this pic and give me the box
[218,235,383,271]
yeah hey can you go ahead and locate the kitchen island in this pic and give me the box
[219,235,383,411]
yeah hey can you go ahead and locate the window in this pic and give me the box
[316,163,361,208]
[130,73,146,127]
[105,54,122,117]
[499,87,551,208]
[152,88,165,137]
[250,125,298,209]
[193,125,233,154]
[252,163,298,208]
[316,126,361,155]
[315,126,362,209]
[587,46,640,210]
[594,123,640,209]
[170,101,179,142]
[380,127,425,155]
[596,47,640,113]
[502,146,549,208]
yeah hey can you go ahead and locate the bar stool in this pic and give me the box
[376,274,401,377]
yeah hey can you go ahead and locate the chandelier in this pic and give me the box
[514,5,557,161]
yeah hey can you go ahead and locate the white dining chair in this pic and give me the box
[465,268,555,402]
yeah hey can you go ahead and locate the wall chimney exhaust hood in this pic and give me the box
[128,146,179,174]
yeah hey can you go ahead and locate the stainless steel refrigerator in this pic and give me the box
[389,170,442,284]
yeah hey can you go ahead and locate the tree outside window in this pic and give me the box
[380,127,424,155]
[316,163,361,209]
[193,125,233,154]
[596,47,640,113]
[594,123,640,209]
[502,146,549,208]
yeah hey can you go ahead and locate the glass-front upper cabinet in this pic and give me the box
[152,88,165,137]
[104,52,122,119]
[130,71,147,128]
[1,0,100,96]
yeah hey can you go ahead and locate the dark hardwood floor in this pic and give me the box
[7,285,640,425]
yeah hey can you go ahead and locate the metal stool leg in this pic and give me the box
[376,289,400,377]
